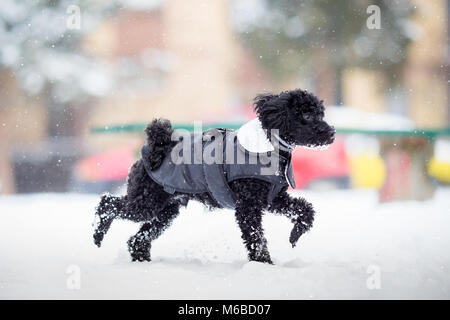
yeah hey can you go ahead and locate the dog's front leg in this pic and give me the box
[235,194,272,264]
[268,191,315,247]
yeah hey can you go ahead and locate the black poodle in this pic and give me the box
[93,89,335,264]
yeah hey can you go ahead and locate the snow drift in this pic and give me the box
[0,188,449,299]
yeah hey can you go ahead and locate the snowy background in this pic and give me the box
[1,0,449,300]
[1,188,449,299]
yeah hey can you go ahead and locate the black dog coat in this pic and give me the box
[141,120,295,209]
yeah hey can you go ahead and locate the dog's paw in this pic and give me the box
[130,248,151,262]
[249,257,273,264]
[93,231,104,247]
[289,223,305,248]
[131,255,151,262]
[260,257,274,265]
[127,237,151,262]
[249,251,273,264]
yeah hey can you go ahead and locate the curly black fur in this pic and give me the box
[254,89,335,147]
[231,179,273,263]
[144,118,176,170]
[268,188,315,247]
[93,88,335,264]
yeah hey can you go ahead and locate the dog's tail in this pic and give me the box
[93,194,126,247]
[144,118,175,171]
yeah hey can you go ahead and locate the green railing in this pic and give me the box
[91,123,243,134]
[91,123,450,139]
[335,127,450,139]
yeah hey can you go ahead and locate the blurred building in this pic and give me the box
[342,0,449,128]
[1,0,448,194]
[405,0,449,127]
[86,0,270,149]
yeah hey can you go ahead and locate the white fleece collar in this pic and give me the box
[237,118,275,153]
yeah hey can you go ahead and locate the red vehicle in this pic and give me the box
[71,146,136,194]
[291,136,350,189]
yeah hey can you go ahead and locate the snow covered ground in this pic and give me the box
[0,188,449,299]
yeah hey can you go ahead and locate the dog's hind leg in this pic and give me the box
[127,222,152,262]
[127,200,181,262]
[268,191,315,248]
[93,194,126,247]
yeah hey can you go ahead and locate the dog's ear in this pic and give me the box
[253,93,276,114]
[253,92,288,130]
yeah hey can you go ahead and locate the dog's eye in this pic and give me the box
[303,113,313,121]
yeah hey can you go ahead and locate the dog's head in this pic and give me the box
[254,89,335,149]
